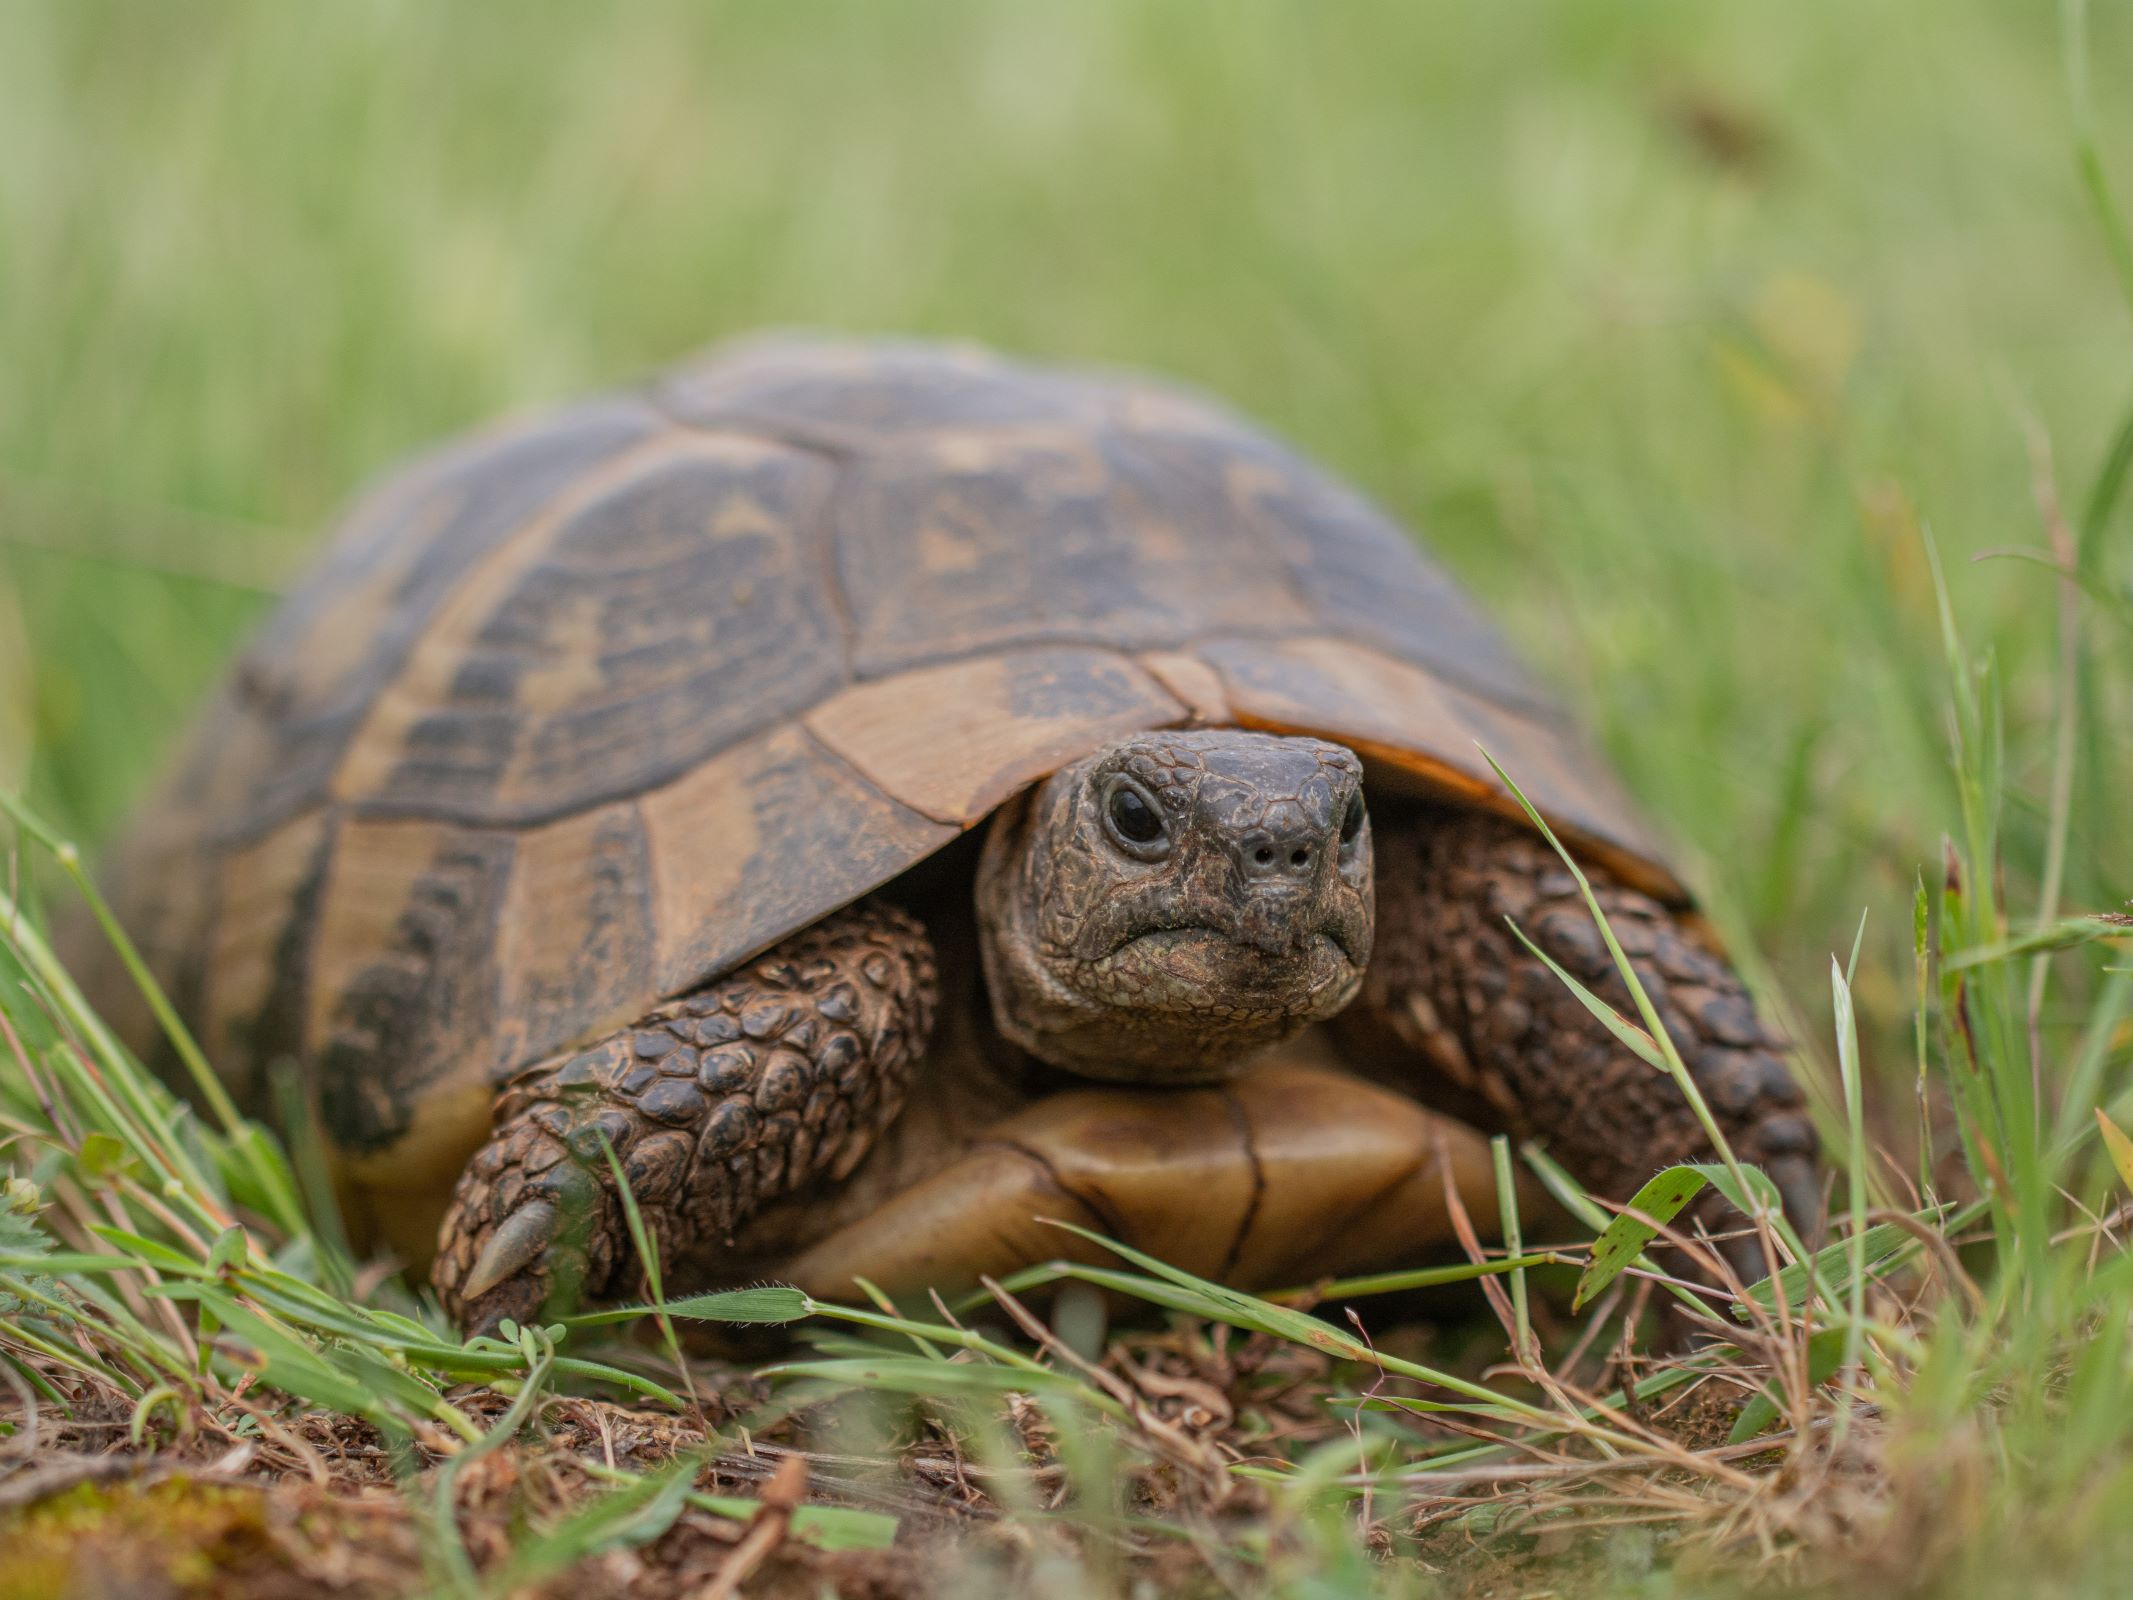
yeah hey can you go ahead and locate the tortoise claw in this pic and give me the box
[460,1199,558,1304]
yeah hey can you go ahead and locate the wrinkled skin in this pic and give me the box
[976,731,1373,1082]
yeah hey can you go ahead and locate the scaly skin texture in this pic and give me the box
[1341,808,1820,1232]
[433,901,936,1333]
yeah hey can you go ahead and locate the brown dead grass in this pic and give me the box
[0,1288,1931,1600]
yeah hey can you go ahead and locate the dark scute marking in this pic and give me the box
[551,1053,604,1090]
[637,1077,707,1126]
[698,1045,757,1093]
[192,401,663,848]
[837,428,1300,677]
[225,819,337,1110]
[489,804,658,1082]
[1755,1114,1817,1156]
[1000,649,1178,723]
[363,449,845,824]
[445,653,521,707]
[317,829,517,1154]
[693,1013,742,1046]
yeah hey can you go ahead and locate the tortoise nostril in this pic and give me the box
[1241,836,1321,879]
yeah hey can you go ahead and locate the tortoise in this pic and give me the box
[75,334,1818,1333]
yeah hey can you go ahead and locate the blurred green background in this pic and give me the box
[3,0,2130,1074]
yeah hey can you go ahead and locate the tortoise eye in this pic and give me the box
[1339,792,1366,848]
[1105,782,1166,848]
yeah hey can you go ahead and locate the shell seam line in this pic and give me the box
[990,1137,1127,1243]
[1215,1089,1267,1281]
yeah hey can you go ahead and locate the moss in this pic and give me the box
[0,1477,276,1600]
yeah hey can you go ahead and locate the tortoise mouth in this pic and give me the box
[1037,927,1365,1086]
[1100,913,1365,964]
[1105,920,1363,966]
[1086,926,1361,1015]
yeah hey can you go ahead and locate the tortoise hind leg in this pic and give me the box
[433,901,936,1334]
[1337,808,1820,1235]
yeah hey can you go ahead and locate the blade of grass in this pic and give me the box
[1475,749,1803,1267]
[1830,951,1870,1430]
[2095,1108,2133,1194]
[1256,1252,1573,1307]
[562,1285,812,1329]
[1490,1134,1534,1364]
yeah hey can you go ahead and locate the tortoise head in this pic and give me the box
[976,729,1373,1083]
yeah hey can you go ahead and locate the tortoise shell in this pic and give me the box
[87,334,1678,1182]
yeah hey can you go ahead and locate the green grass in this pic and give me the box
[6,0,2133,1594]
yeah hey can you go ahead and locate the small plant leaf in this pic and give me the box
[1574,1165,1717,1311]
[547,1359,688,1409]
[1942,915,2130,971]
[207,1224,249,1274]
[633,1285,812,1324]
[77,1131,132,1182]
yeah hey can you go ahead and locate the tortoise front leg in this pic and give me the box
[777,1058,1526,1306]
[433,901,936,1334]
[1339,809,1820,1233]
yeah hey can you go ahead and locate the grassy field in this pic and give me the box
[5,1,2133,1594]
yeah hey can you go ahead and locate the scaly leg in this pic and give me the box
[1339,809,1819,1237]
[433,901,936,1333]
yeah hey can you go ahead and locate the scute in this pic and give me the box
[831,426,1322,676]
[309,816,516,1156]
[81,333,1681,1177]
[803,646,1191,826]
[331,434,847,825]
[669,337,1551,714]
